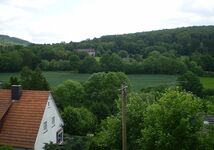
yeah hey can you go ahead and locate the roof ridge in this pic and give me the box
[0,101,12,132]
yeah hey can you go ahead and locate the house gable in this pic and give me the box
[34,94,64,150]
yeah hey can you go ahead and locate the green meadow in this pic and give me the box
[200,77,214,89]
[0,72,213,91]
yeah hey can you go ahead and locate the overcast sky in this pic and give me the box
[0,0,214,43]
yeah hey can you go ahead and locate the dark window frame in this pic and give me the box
[56,128,63,144]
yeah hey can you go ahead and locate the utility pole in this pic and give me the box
[119,83,128,150]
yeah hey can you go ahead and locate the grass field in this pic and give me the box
[0,72,213,91]
[200,77,214,89]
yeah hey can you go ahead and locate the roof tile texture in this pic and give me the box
[0,90,49,149]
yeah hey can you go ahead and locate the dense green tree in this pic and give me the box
[31,67,49,90]
[43,142,61,150]
[180,56,203,75]
[42,59,71,71]
[62,106,96,135]
[142,51,187,74]
[78,56,99,73]
[40,60,49,70]
[198,100,214,149]
[93,92,157,149]
[0,145,13,150]
[141,90,203,150]
[177,71,203,96]
[20,67,49,90]
[84,72,131,115]
[8,51,23,71]
[21,49,41,69]
[93,115,121,150]
[53,80,85,109]
[9,76,20,85]
[100,53,124,72]
[20,66,33,89]
[69,54,80,71]
[77,51,89,60]
[118,50,128,58]
[40,49,57,61]
[89,102,110,122]
[44,135,92,150]
[200,55,214,72]
[0,51,23,72]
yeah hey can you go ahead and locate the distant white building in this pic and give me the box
[76,48,96,57]
[0,85,64,150]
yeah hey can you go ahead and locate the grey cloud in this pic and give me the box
[180,0,214,17]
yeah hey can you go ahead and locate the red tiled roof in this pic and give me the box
[0,89,49,149]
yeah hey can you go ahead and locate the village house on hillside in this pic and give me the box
[76,48,96,57]
[0,85,64,150]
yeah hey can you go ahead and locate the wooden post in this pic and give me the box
[120,83,127,150]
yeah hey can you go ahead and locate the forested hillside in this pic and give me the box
[80,26,214,55]
[0,26,214,74]
[0,34,30,46]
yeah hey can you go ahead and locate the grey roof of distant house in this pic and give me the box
[204,115,214,124]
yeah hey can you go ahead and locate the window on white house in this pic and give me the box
[43,121,48,133]
[48,101,50,108]
[56,129,63,144]
[52,116,55,127]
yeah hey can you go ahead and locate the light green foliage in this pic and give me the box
[62,106,96,135]
[141,90,203,150]
[53,80,84,109]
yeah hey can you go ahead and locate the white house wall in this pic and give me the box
[34,94,63,150]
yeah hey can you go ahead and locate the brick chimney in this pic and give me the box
[11,85,22,101]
